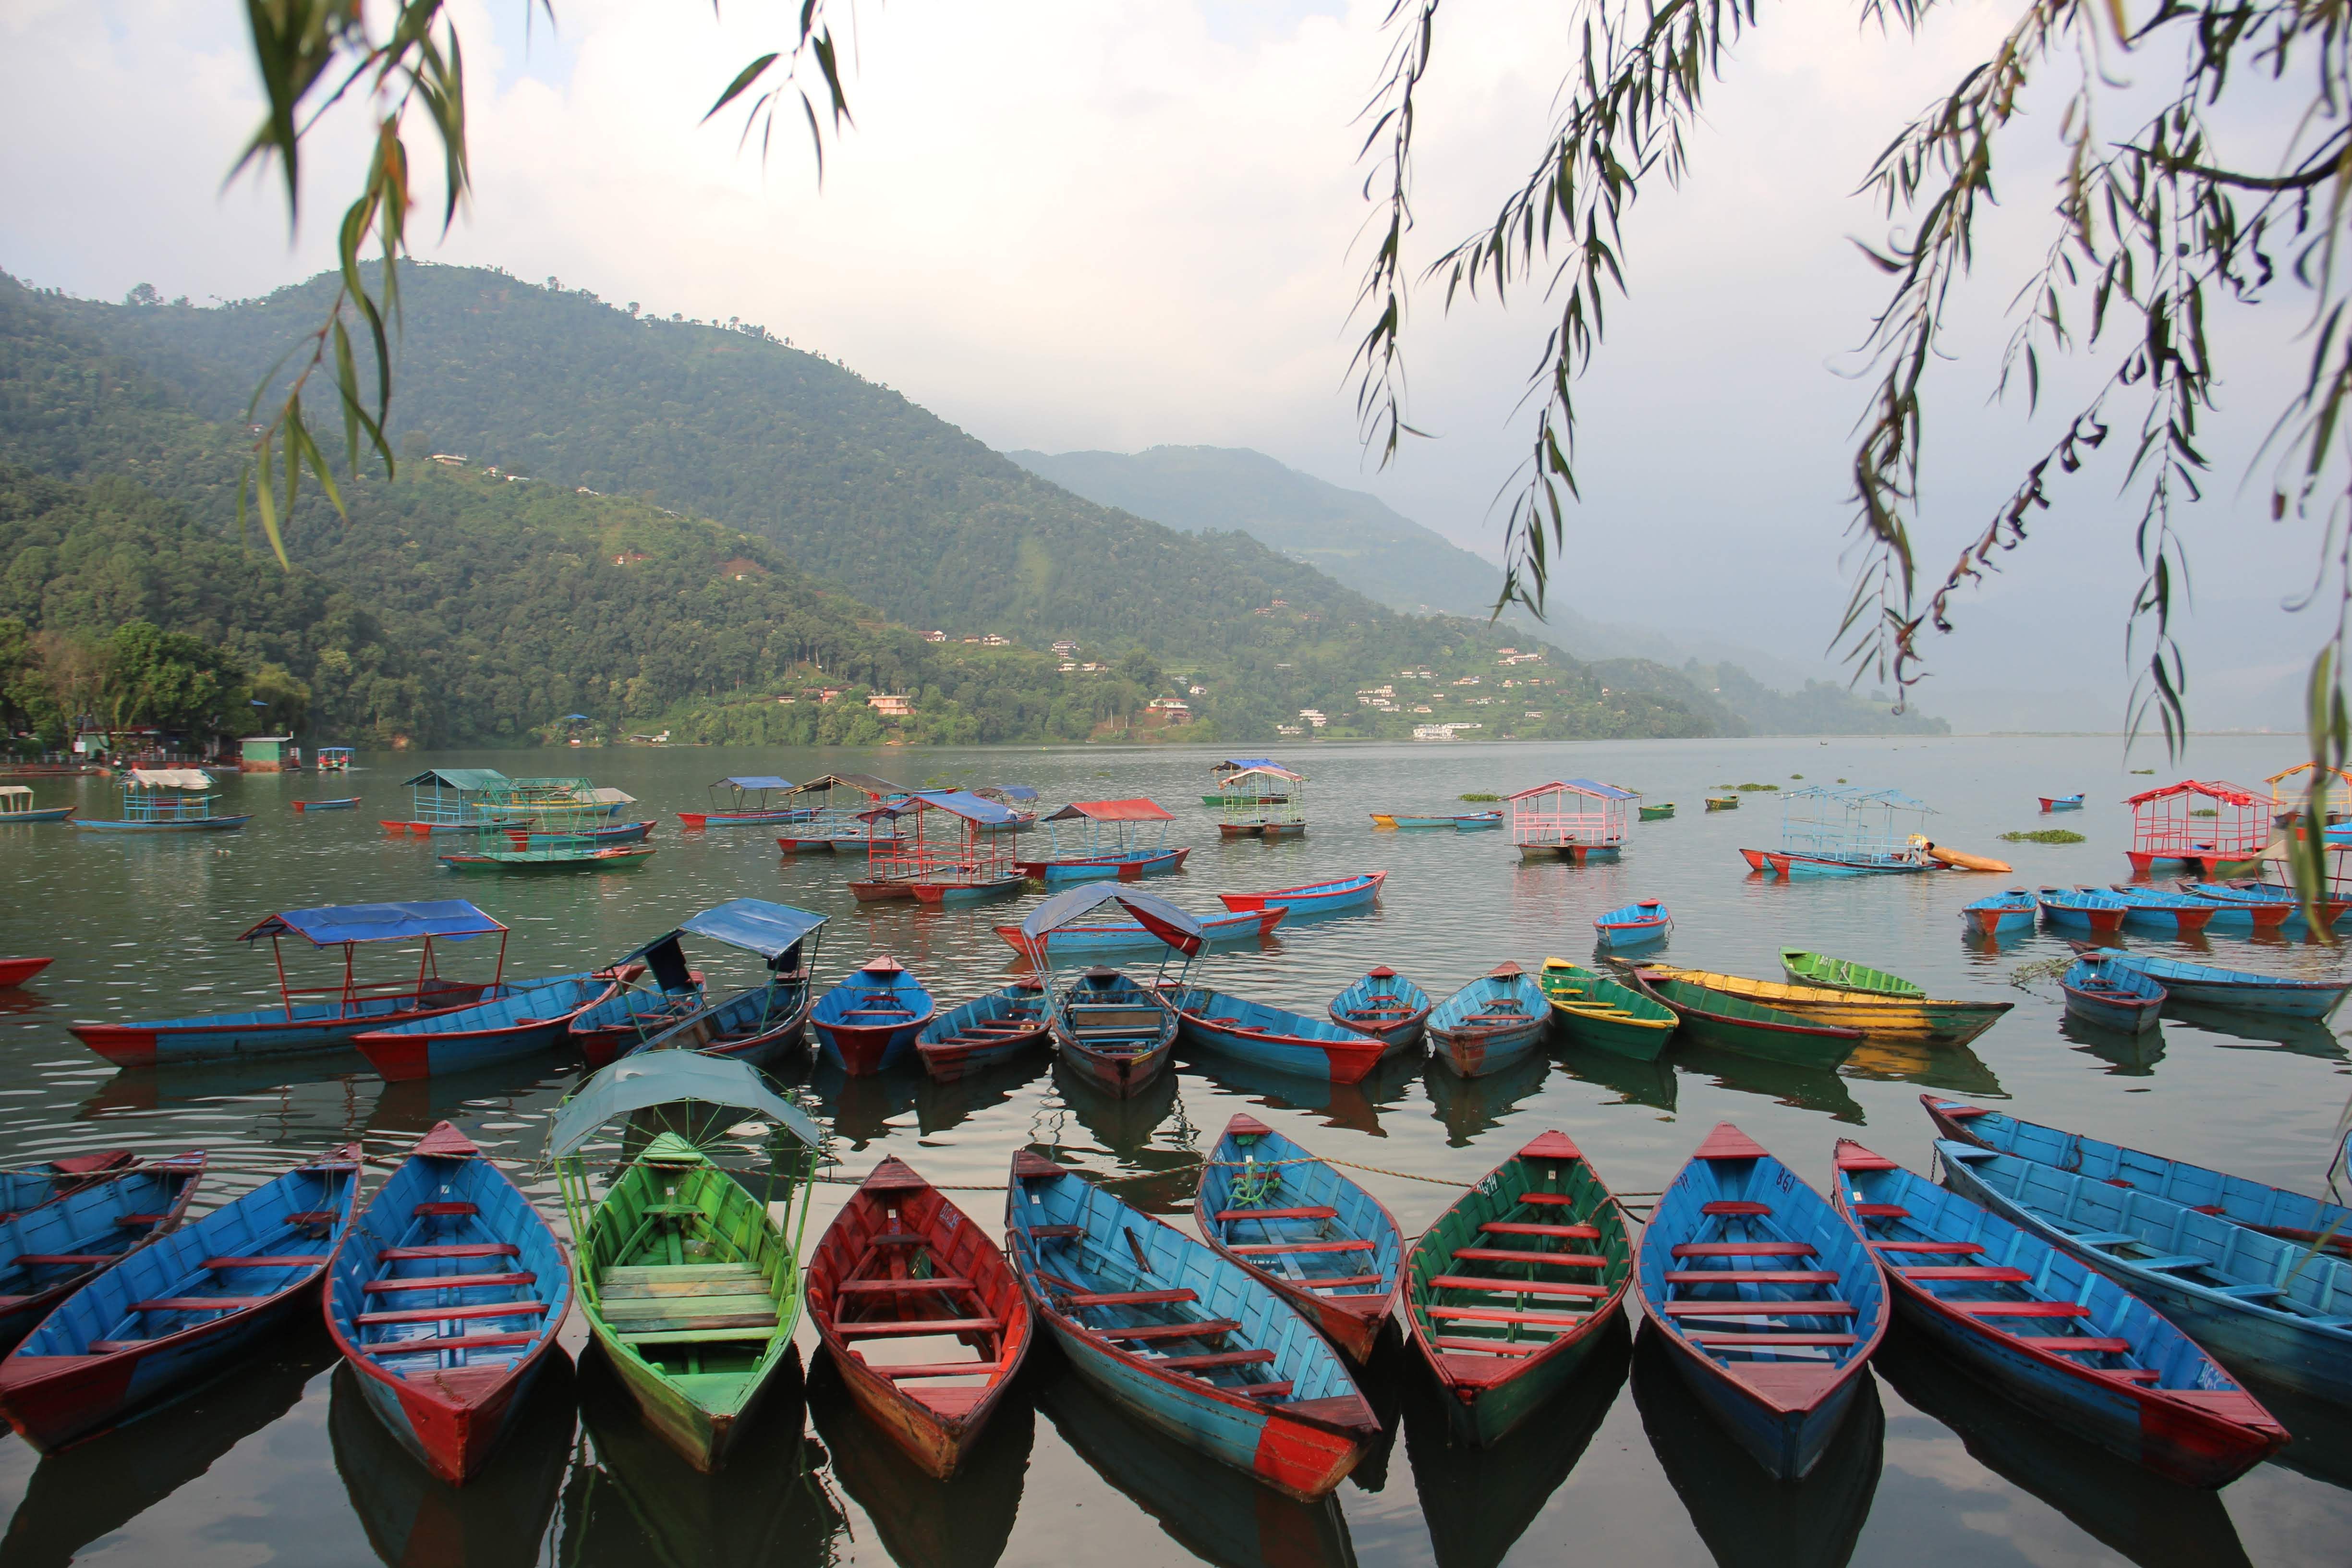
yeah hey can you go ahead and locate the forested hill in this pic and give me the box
[0,269,1714,746]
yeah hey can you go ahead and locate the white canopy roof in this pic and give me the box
[126,769,214,790]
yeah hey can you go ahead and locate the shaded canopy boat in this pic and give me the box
[1622,968,1863,1070]
[811,956,936,1075]
[0,1145,360,1451]
[1196,1115,1404,1363]
[1013,798,1187,882]
[1537,959,1676,1061]
[774,773,907,854]
[2125,779,2269,876]
[1404,1130,1632,1446]
[1327,967,1431,1059]
[2093,948,2352,1020]
[993,903,1284,961]
[1934,1136,2352,1406]
[0,785,73,825]
[69,900,515,1069]
[1959,888,2039,936]
[0,1154,206,1349]
[676,775,810,828]
[1167,986,1387,1084]
[1634,960,2010,1044]
[324,1122,572,1484]
[2059,954,2166,1034]
[1427,962,1550,1078]
[69,769,250,833]
[848,790,1029,906]
[1215,763,1309,839]
[1634,1123,1888,1479]
[1216,871,1385,918]
[1739,786,1938,876]
[622,899,829,1067]
[1006,1151,1381,1500]
[548,1052,822,1471]
[1507,779,1634,863]
[808,1155,1033,1478]
[1831,1140,2284,1487]
[1593,899,1672,950]
[1022,885,1199,1100]
[915,980,1050,1081]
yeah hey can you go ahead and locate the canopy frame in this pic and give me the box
[233,900,510,1023]
[1217,765,1305,831]
[606,900,830,1056]
[1018,883,1204,1007]
[1508,778,1637,851]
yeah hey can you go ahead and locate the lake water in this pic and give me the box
[0,734,2345,1568]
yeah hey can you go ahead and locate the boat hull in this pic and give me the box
[677,808,816,828]
[70,984,503,1068]
[1517,841,1622,864]
[994,907,1285,961]
[1216,872,1385,916]
[1171,993,1387,1085]
[70,815,251,833]
[813,1018,926,1076]
[1652,1320,1871,1479]
[907,875,1028,907]
[0,957,55,987]
[1429,1020,1546,1078]
[0,807,73,824]
[1218,820,1308,839]
[2061,980,2164,1034]
[292,799,360,811]
[1016,848,1189,883]
[1960,902,2037,935]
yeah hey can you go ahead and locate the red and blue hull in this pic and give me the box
[1018,849,1189,884]
[70,987,501,1069]
[1650,1322,1871,1480]
[356,1018,576,1082]
[812,1019,925,1076]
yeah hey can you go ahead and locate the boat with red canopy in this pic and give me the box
[69,901,516,1069]
[848,791,1029,906]
[1014,798,1187,883]
[2124,780,2270,876]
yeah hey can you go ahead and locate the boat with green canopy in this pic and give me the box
[1778,950,1927,999]
[1537,959,1676,1061]
[547,1052,821,1472]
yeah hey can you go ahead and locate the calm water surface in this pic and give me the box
[0,736,2345,1567]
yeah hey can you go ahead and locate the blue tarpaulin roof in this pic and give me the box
[1560,778,1641,801]
[996,785,1040,801]
[400,768,512,793]
[678,899,829,959]
[906,790,1023,825]
[714,776,795,792]
[1021,884,1205,954]
[239,900,507,947]
[546,1052,819,1158]
[1218,758,1279,771]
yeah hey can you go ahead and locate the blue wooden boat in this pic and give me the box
[1633,1123,1888,1479]
[0,1154,206,1348]
[2098,885,2222,937]
[2060,955,2166,1034]
[623,899,828,1068]
[1593,899,1673,950]
[1015,798,1188,883]
[1923,1095,2352,1259]
[1218,872,1385,920]
[568,926,711,1067]
[70,769,250,834]
[810,956,935,1076]
[2090,949,2352,1020]
[325,1122,572,1484]
[677,776,813,829]
[1005,1150,1382,1500]
[2176,879,2349,932]
[2037,886,2130,934]
[1327,967,1431,1060]
[0,786,73,825]
[497,819,655,847]
[291,797,361,812]
[1830,1140,2284,1485]
[1935,1139,2352,1406]
[0,1144,361,1451]
[0,1150,134,1223]
[1165,987,1388,1085]
[1960,887,2038,936]
[67,900,517,1069]
[1428,963,1550,1078]
[916,980,1050,1081]
[352,970,626,1082]
[995,905,1284,961]
[2040,794,2086,812]
[1195,1114,1404,1363]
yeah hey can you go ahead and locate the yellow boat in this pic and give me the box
[1628,962,2011,1045]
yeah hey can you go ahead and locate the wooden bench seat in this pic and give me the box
[837,1276,973,1295]
[1426,1275,1606,1300]
[1953,1301,2089,1318]
[1229,1240,1372,1255]
[1064,1288,1198,1308]
[2018,1336,2132,1353]
[1159,1349,1275,1371]
[1432,1336,1541,1357]
[364,1331,538,1355]
[1452,1247,1602,1268]
[621,1325,780,1346]
[412,1203,478,1217]
[1672,1242,1816,1258]
[1869,1240,1983,1254]
[380,1243,518,1262]
[1516,1193,1578,1207]
[131,1297,266,1313]
[1848,1204,1909,1218]
[357,1300,553,1326]
[1300,1275,1384,1290]
[203,1255,330,1270]
[1479,1221,1600,1240]
[1237,1382,1294,1400]
[1098,1320,1238,1342]
[869,1359,1003,1380]
[1665,1269,1836,1286]
[364,1271,535,1293]
[1215,1207,1336,1222]
[1701,1202,1773,1216]
[1900,1265,2031,1282]
[1661,1301,1857,1318]
[834,1316,1000,1339]
[1427,1305,1585,1328]
[1689,1331,1857,1347]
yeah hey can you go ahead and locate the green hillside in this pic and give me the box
[0,268,1716,746]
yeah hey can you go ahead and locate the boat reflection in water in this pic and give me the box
[805,1352,1033,1568]
[914,1051,1049,1137]
[1551,1041,1678,1113]
[2164,1001,2348,1061]
[2059,1013,2167,1076]
[1839,1036,2004,1099]
[806,1058,924,1150]
[2233,1369,2352,1495]
[1872,1330,2253,1568]
[1404,1317,1629,1568]
[330,1350,575,1568]
[1632,1325,1883,1568]
[78,1054,372,1119]
[1421,1050,1551,1147]
[0,1319,336,1564]
[1185,1046,1421,1137]
[1667,1042,1867,1125]
[563,1344,844,1568]
[1035,1360,1359,1568]
[1050,1057,1178,1159]
[366,1059,579,1140]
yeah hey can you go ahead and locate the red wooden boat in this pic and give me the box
[0,958,54,988]
[808,1156,1033,1479]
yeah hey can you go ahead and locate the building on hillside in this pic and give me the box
[1052,640,1079,657]
[867,693,915,718]
[1413,722,1482,741]
[1276,724,1305,737]
[921,630,946,643]
[1148,697,1192,723]
[1298,709,1328,729]
[981,634,1012,647]
[430,453,467,466]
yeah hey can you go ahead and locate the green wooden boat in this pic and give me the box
[1704,796,1737,812]
[1620,969,1863,1070]
[1404,1130,1632,1448]
[1638,803,1676,821]
[1537,959,1676,1061]
[1778,949,1925,998]
[550,1054,820,1473]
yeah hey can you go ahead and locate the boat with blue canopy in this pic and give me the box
[69,769,249,834]
[1635,1123,1888,1479]
[1830,1140,2284,1486]
[678,777,811,829]
[1013,798,1187,883]
[1006,1149,1382,1499]
[626,899,829,1067]
[848,790,1028,905]
[1216,764,1308,840]
[67,900,517,1069]
[0,1144,362,1451]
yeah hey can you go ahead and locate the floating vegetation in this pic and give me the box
[1790,774,1804,780]
[2131,768,2155,775]
[1459,791,1501,802]
[1736,782,1780,791]
[2010,955,2075,989]
[2191,808,2218,817]
[2000,828,2086,844]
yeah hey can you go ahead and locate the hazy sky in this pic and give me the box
[0,0,2322,731]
